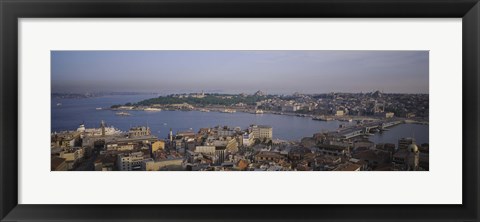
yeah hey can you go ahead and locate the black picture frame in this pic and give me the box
[1,0,479,221]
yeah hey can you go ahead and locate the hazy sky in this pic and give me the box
[51,50,429,94]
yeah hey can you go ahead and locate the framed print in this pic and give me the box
[1,0,479,221]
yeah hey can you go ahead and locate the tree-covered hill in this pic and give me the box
[115,94,272,107]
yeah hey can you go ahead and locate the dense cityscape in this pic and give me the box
[51,90,429,171]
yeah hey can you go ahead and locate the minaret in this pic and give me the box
[169,128,173,142]
[101,120,106,136]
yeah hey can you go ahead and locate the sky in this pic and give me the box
[51,50,429,94]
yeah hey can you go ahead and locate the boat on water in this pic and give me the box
[199,108,210,112]
[77,124,123,136]
[312,116,333,121]
[96,107,102,110]
[221,109,236,113]
[56,103,62,106]
[144,107,162,112]
[115,112,131,116]
[255,109,264,114]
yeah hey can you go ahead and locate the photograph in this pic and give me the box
[50,50,429,171]
[3,0,478,220]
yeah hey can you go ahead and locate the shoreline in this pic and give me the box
[107,105,428,124]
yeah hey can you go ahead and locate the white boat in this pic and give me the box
[199,108,210,112]
[56,103,62,106]
[221,109,236,113]
[84,126,123,136]
[96,107,102,110]
[255,109,264,114]
[115,112,131,116]
[144,107,161,112]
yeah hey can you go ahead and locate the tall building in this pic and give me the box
[215,146,227,165]
[251,125,273,140]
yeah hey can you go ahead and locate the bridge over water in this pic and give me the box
[333,119,404,139]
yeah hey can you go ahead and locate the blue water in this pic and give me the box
[370,123,429,145]
[51,95,429,143]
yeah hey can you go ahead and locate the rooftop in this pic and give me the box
[333,163,361,171]
[51,156,66,170]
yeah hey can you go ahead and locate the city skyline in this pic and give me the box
[51,50,429,171]
[51,50,429,94]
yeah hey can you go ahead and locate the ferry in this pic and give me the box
[78,124,123,136]
[115,112,131,116]
[96,107,102,110]
[221,109,236,113]
[144,107,161,112]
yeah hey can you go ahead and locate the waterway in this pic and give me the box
[51,95,429,144]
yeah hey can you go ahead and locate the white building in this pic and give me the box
[218,129,235,137]
[194,146,216,154]
[251,125,273,140]
[242,132,254,147]
[117,152,145,171]
[282,104,301,112]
